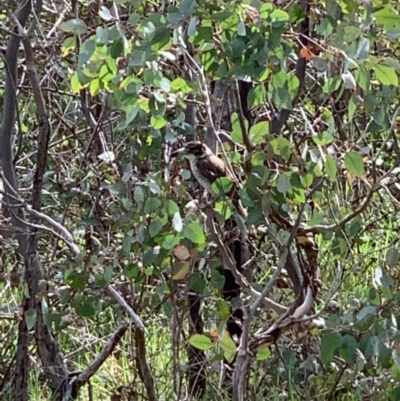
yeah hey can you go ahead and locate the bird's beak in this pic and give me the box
[171,147,187,158]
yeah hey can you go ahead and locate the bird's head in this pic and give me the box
[171,141,211,160]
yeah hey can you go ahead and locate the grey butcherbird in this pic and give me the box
[171,141,247,219]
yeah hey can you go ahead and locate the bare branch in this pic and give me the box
[107,285,145,332]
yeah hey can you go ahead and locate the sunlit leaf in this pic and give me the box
[249,121,269,144]
[183,222,205,245]
[188,334,213,350]
[256,345,271,361]
[373,7,400,29]
[374,64,398,86]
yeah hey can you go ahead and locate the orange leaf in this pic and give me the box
[173,245,190,261]
[300,46,314,61]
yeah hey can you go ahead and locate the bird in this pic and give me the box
[171,141,247,219]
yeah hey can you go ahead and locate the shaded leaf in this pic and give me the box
[60,19,88,35]
[172,262,190,280]
[26,308,37,330]
[344,151,364,177]
[277,173,291,193]
[386,247,399,267]
[321,332,342,364]
[325,155,337,182]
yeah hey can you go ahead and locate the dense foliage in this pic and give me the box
[2,0,400,400]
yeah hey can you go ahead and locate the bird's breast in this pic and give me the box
[190,160,214,193]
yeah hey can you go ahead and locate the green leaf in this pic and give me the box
[348,94,358,122]
[270,137,292,161]
[270,9,289,24]
[124,263,139,279]
[312,131,334,146]
[171,77,192,93]
[189,273,206,294]
[162,234,181,250]
[256,345,271,361]
[277,173,291,193]
[344,151,365,177]
[325,155,337,182]
[386,247,399,267]
[60,19,88,35]
[75,299,96,317]
[103,266,113,284]
[374,64,398,86]
[215,200,233,221]
[237,20,246,36]
[61,36,76,56]
[249,121,269,144]
[356,37,370,60]
[165,199,179,215]
[65,271,87,291]
[183,221,205,245]
[134,186,144,210]
[150,115,167,129]
[188,16,197,36]
[149,220,163,237]
[179,0,195,16]
[122,235,132,254]
[26,308,37,330]
[144,197,162,214]
[188,334,213,350]
[99,6,113,21]
[172,212,183,232]
[230,112,244,144]
[129,12,141,25]
[220,335,237,354]
[373,7,400,29]
[212,177,233,195]
[339,335,357,363]
[247,84,267,108]
[321,332,342,364]
[216,300,231,320]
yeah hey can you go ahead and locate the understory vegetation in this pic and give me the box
[2,0,400,400]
